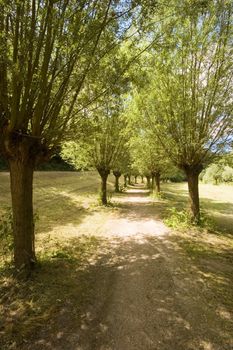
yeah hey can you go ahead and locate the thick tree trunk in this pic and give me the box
[9,159,36,270]
[134,176,137,184]
[155,172,161,193]
[141,175,144,183]
[97,168,110,205]
[146,175,151,189]
[113,171,121,193]
[185,169,201,223]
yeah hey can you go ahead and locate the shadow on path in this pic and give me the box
[1,185,233,350]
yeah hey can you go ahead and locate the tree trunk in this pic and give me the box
[124,175,127,187]
[134,176,137,184]
[151,174,155,192]
[141,175,144,183]
[155,172,161,193]
[115,176,120,192]
[186,169,201,223]
[98,168,110,205]
[128,175,132,185]
[113,171,121,193]
[9,159,36,270]
[146,175,151,189]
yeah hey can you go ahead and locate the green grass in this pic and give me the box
[0,235,109,349]
[0,173,233,348]
[0,171,118,348]
[160,182,233,312]
[162,182,233,234]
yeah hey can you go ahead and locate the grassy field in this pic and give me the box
[0,172,232,260]
[162,182,233,234]
[0,172,232,349]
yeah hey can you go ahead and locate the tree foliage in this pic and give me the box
[0,0,140,269]
[130,0,233,221]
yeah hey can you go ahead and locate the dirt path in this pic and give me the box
[23,185,233,350]
[69,186,232,350]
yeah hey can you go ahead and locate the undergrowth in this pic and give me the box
[164,207,215,231]
[150,191,165,200]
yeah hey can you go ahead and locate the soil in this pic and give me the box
[23,186,233,350]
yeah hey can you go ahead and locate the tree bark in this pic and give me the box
[155,172,161,193]
[146,175,151,189]
[185,168,201,223]
[141,175,144,183]
[128,175,132,185]
[9,158,36,270]
[151,174,155,192]
[97,168,110,205]
[134,175,138,184]
[124,175,127,187]
[113,170,121,193]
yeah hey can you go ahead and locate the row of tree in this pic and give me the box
[0,0,146,270]
[128,0,233,222]
[0,0,232,272]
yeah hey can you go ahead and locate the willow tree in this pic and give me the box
[112,148,131,192]
[130,131,172,193]
[138,0,233,222]
[0,0,135,270]
[88,97,129,204]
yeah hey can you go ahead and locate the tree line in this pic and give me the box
[0,0,232,272]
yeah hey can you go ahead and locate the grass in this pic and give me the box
[0,235,109,349]
[0,171,118,348]
[0,172,233,348]
[160,182,233,314]
[162,182,233,234]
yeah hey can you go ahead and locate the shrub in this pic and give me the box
[164,207,215,230]
[164,208,192,229]
[222,166,233,183]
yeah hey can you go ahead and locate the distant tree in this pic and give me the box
[222,166,233,183]
[112,148,131,192]
[202,164,222,185]
[201,158,233,184]
[62,94,129,205]
[89,98,129,204]
[130,131,172,194]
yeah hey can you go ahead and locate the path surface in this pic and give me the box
[71,186,232,350]
[29,186,233,350]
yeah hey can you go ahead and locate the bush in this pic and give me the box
[164,207,215,230]
[164,208,192,229]
[222,166,233,183]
